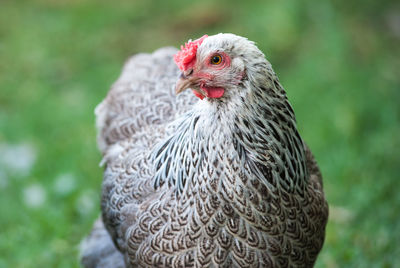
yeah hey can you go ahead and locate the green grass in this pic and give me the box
[0,0,399,267]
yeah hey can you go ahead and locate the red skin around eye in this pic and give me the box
[205,52,231,70]
[195,52,231,79]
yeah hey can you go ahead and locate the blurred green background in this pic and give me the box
[0,0,399,267]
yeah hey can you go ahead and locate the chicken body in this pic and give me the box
[81,34,328,268]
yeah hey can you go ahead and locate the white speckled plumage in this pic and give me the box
[81,34,328,268]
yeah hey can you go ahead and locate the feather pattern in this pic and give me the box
[81,34,328,268]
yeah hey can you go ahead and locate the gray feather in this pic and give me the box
[81,33,328,268]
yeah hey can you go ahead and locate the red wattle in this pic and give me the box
[192,90,205,100]
[200,85,225,98]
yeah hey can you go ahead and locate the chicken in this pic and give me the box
[80,33,329,268]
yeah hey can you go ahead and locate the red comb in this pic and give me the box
[174,35,208,71]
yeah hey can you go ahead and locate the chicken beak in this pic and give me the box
[175,76,193,95]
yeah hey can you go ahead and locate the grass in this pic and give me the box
[0,0,399,267]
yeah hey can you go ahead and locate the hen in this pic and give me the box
[81,33,329,268]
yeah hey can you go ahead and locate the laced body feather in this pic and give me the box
[81,35,328,268]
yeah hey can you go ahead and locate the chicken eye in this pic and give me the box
[210,55,222,65]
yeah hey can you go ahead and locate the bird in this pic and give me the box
[80,33,329,268]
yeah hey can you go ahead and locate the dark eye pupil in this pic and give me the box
[212,56,220,63]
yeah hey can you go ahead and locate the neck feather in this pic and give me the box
[152,75,307,197]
